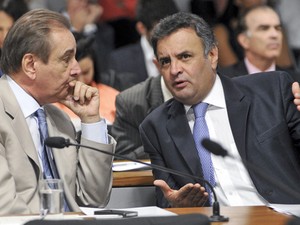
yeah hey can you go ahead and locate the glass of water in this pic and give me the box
[39,179,64,218]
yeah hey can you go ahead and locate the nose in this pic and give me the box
[170,60,183,76]
[70,59,81,77]
[270,27,281,38]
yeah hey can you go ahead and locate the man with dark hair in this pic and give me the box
[140,12,300,208]
[105,0,178,91]
[0,9,115,215]
[110,0,178,159]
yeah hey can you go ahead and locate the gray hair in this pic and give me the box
[0,8,71,74]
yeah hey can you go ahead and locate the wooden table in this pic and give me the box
[167,206,291,225]
[112,170,154,187]
[112,160,154,187]
[111,163,293,225]
[110,166,155,207]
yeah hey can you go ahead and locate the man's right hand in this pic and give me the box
[154,180,208,207]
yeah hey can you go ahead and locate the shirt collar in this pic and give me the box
[184,75,226,114]
[7,75,41,118]
[244,57,275,74]
[140,35,155,61]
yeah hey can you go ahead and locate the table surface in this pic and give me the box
[1,206,293,225]
[112,163,293,225]
[167,205,291,225]
[112,160,154,187]
[113,170,154,187]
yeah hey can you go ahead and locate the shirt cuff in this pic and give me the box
[81,119,108,144]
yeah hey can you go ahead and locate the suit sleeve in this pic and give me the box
[48,105,116,210]
[75,135,115,208]
[139,122,178,208]
[111,93,149,159]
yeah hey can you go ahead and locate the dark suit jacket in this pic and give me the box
[140,71,300,207]
[218,60,300,81]
[111,76,164,159]
[105,41,149,91]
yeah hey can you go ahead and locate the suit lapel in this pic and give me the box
[44,105,75,182]
[0,77,40,169]
[44,105,80,210]
[166,100,203,177]
[220,76,250,160]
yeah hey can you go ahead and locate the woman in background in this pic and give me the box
[0,0,28,76]
[0,0,28,52]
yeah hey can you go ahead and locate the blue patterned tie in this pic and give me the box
[35,109,59,180]
[35,109,70,211]
[193,102,216,205]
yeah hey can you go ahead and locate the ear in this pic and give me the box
[152,57,160,70]
[136,21,147,36]
[22,53,37,80]
[208,46,219,70]
[237,33,250,50]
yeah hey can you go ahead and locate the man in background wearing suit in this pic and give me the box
[0,9,115,215]
[111,75,172,159]
[218,5,300,81]
[105,0,178,91]
[140,12,300,208]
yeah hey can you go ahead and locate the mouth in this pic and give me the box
[173,79,188,89]
[268,43,280,49]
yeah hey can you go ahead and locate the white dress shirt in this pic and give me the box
[140,35,160,78]
[185,75,267,206]
[244,57,275,74]
[7,75,108,172]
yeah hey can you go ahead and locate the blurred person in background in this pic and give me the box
[276,0,300,71]
[98,0,139,48]
[0,0,28,76]
[210,0,293,69]
[218,4,300,81]
[62,0,115,80]
[27,0,66,12]
[105,0,178,91]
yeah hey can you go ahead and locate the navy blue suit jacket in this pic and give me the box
[140,71,300,207]
[106,41,149,91]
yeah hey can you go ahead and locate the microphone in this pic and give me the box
[202,138,300,202]
[45,136,229,222]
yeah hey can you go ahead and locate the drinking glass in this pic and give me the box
[39,179,64,218]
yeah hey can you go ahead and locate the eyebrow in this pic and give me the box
[59,49,75,60]
[256,23,282,29]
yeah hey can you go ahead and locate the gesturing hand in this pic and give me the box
[154,179,208,207]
